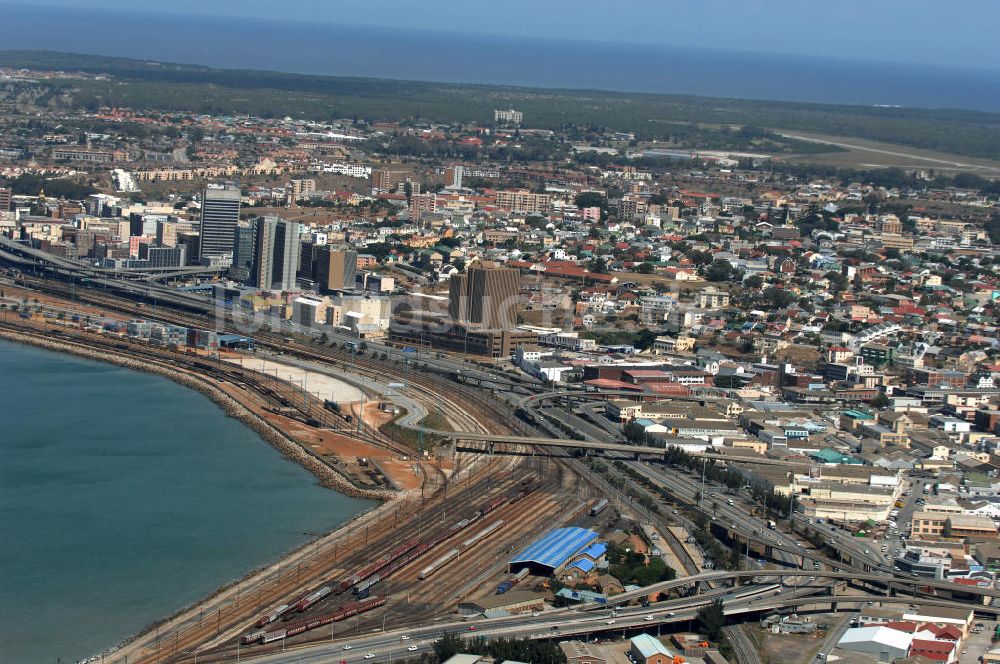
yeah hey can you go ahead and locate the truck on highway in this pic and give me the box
[767,520,776,530]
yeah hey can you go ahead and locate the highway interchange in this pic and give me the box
[3,252,997,664]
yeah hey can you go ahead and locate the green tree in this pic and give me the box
[624,420,646,445]
[574,191,607,210]
[762,287,796,309]
[870,394,890,408]
[588,257,609,274]
[697,597,727,641]
[704,259,735,282]
[637,262,654,274]
[432,633,465,662]
[713,375,744,389]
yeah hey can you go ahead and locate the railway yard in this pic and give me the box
[3,268,999,664]
[0,272,609,664]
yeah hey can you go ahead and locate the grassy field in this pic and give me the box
[3,50,1000,162]
[776,131,1000,175]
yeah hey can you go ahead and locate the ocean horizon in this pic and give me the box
[3,3,1000,113]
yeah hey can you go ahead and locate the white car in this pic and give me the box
[645,615,654,621]
[364,653,376,660]
[668,612,675,617]
[407,646,418,652]
[343,645,352,651]
[400,635,410,640]
[606,619,617,625]
[532,612,540,617]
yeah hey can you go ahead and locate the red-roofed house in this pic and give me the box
[921,624,962,642]
[648,382,693,397]
[583,378,645,392]
[908,638,956,663]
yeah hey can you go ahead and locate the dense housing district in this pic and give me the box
[2,66,1000,664]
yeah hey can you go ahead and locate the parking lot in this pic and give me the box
[959,621,995,664]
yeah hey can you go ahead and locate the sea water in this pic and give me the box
[0,340,372,663]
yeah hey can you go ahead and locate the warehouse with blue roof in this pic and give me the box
[508,527,599,575]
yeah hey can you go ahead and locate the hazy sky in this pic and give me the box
[16,0,999,70]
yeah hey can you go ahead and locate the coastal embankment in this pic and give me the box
[0,326,396,502]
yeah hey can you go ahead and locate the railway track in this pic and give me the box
[2,280,599,663]
[0,315,527,663]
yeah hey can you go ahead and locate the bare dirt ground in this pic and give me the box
[755,618,837,664]
[264,411,426,493]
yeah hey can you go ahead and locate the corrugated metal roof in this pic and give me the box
[838,626,913,652]
[581,542,608,560]
[510,527,599,570]
[569,558,595,573]
[631,634,672,659]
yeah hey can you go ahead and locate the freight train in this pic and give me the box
[285,585,333,617]
[242,597,387,645]
[337,539,420,591]
[496,567,530,594]
[246,490,521,639]
[253,604,291,628]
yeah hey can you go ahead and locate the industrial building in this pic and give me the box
[838,626,915,661]
[629,634,674,664]
[509,527,599,575]
[456,591,544,618]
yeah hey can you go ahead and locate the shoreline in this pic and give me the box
[0,327,405,659]
[0,328,396,501]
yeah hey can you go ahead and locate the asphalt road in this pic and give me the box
[242,584,828,664]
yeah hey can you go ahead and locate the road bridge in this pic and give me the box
[606,568,1000,605]
[443,430,806,467]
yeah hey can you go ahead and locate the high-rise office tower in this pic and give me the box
[314,247,357,292]
[197,183,241,261]
[250,215,301,291]
[230,223,256,281]
[448,264,520,329]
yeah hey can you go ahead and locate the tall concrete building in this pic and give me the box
[314,247,357,292]
[230,223,256,281]
[197,183,241,261]
[448,264,520,329]
[444,165,464,189]
[0,186,12,212]
[155,220,178,248]
[250,215,301,291]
